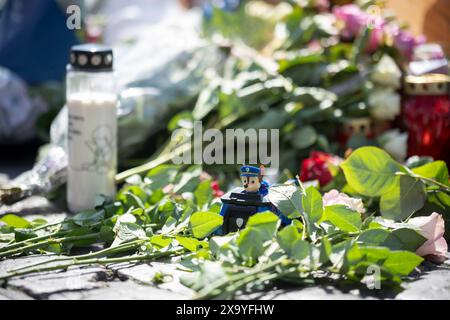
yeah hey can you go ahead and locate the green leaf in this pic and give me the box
[236,227,265,261]
[30,218,48,227]
[193,81,221,120]
[291,126,317,149]
[348,245,390,265]
[380,175,426,221]
[209,234,237,257]
[180,261,227,292]
[277,222,316,263]
[190,212,223,239]
[118,185,148,207]
[246,212,280,240]
[277,225,302,256]
[412,161,449,185]
[330,239,353,270]
[208,202,222,214]
[72,210,105,227]
[0,214,31,228]
[176,236,201,252]
[173,166,203,193]
[383,251,423,276]
[340,146,401,196]
[319,237,332,264]
[236,212,281,262]
[113,222,146,246]
[14,229,37,242]
[291,239,311,261]
[267,184,303,218]
[194,179,212,210]
[99,226,114,242]
[357,229,391,246]
[150,235,173,248]
[64,227,99,247]
[168,111,194,131]
[324,205,362,232]
[145,165,179,190]
[302,186,323,224]
[161,216,177,235]
[124,192,146,210]
[385,228,427,252]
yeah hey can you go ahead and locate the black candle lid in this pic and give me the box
[70,44,113,72]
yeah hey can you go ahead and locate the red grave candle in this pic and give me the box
[403,74,450,164]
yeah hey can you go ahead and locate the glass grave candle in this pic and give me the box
[66,44,118,212]
[403,74,450,164]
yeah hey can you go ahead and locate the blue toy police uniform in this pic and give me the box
[216,166,291,235]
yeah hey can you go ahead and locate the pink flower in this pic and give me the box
[323,189,365,214]
[333,4,367,39]
[315,0,330,12]
[333,4,385,52]
[387,24,426,61]
[162,184,174,194]
[366,18,385,53]
[408,212,448,259]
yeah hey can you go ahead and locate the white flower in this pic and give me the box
[378,129,408,162]
[368,88,401,121]
[371,55,402,89]
[323,189,365,214]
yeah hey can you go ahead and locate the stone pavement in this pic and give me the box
[1,145,450,300]
[1,195,450,300]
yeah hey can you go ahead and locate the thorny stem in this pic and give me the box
[0,233,101,258]
[31,221,65,232]
[0,222,103,254]
[8,239,146,273]
[115,143,191,183]
[0,249,185,281]
[193,258,289,299]
[115,118,234,183]
[0,231,65,254]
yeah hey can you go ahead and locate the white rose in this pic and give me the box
[378,129,408,162]
[371,55,402,89]
[369,88,401,121]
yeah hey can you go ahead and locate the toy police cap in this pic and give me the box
[240,165,260,177]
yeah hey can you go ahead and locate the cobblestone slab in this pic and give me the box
[396,265,450,300]
[0,256,109,299]
[0,196,62,217]
[0,287,34,300]
[109,260,195,297]
[2,253,450,300]
[242,286,368,300]
[7,266,108,299]
[48,280,188,300]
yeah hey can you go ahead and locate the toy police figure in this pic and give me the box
[218,165,290,235]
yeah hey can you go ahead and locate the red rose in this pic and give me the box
[211,180,224,198]
[299,151,342,187]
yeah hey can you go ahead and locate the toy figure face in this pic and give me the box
[241,176,260,192]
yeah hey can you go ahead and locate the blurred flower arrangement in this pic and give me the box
[194,0,438,175]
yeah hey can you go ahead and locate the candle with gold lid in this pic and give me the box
[403,73,450,164]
